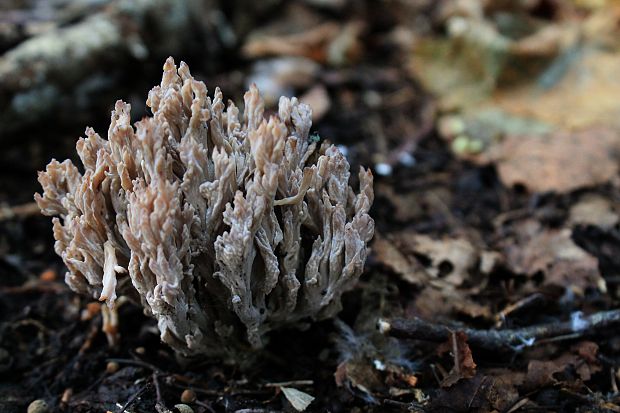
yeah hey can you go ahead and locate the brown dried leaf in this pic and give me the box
[525,341,601,389]
[505,220,605,292]
[242,14,364,67]
[379,231,494,320]
[437,331,477,388]
[300,84,331,122]
[409,234,478,286]
[430,375,508,412]
[569,194,619,230]
[491,128,620,193]
[334,360,385,397]
[372,234,426,286]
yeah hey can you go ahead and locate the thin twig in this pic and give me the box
[195,400,217,413]
[107,358,164,374]
[118,383,148,413]
[0,202,41,221]
[152,372,163,406]
[495,293,546,328]
[379,309,620,352]
[263,380,314,388]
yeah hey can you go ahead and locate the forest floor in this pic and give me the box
[2,1,620,412]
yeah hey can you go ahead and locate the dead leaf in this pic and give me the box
[526,356,577,389]
[490,128,620,193]
[408,20,511,110]
[525,341,602,390]
[300,84,331,122]
[243,22,340,62]
[430,374,501,412]
[377,231,494,320]
[335,359,385,399]
[247,57,321,105]
[569,194,619,230]
[572,341,602,381]
[574,341,599,364]
[410,234,478,286]
[437,331,477,387]
[242,17,364,66]
[281,387,315,411]
[372,234,427,286]
[505,220,605,292]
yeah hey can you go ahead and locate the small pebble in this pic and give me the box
[106,361,120,374]
[27,399,49,413]
[180,389,196,403]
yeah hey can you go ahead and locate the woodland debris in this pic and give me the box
[379,309,620,352]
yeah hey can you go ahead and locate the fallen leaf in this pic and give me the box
[300,84,331,122]
[377,231,495,320]
[430,374,503,412]
[372,234,427,286]
[504,220,605,292]
[281,387,315,412]
[335,359,384,400]
[526,356,577,389]
[247,57,321,105]
[410,234,478,286]
[490,128,620,193]
[490,46,620,131]
[569,194,619,230]
[437,331,477,387]
[525,341,602,390]
[243,22,340,62]
[242,15,364,66]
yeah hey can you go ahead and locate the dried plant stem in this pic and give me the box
[0,202,40,221]
[378,309,620,352]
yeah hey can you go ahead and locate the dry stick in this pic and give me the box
[0,202,40,221]
[118,383,148,413]
[378,309,620,352]
[152,372,163,407]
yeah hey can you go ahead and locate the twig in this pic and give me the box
[152,372,163,407]
[0,202,41,221]
[195,400,217,413]
[118,383,148,413]
[495,293,545,328]
[378,309,620,352]
[383,399,427,412]
[107,358,164,374]
[263,380,314,388]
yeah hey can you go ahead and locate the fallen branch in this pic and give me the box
[378,309,620,352]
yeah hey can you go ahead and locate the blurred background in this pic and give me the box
[3,0,620,411]
[3,0,620,275]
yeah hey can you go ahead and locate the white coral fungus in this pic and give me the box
[35,57,374,356]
